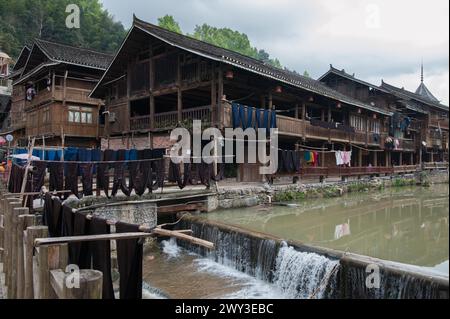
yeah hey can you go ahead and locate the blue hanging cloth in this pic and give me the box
[129,149,138,161]
[263,110,270,131]
[78,148,92,162]
[270,110,277,129]
[245,107,254,129]
[232,103,241,129]
[239,104,247,129]
[255,109,262,129]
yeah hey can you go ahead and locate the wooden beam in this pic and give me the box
[153,228,214,250]
[35,232,154,247]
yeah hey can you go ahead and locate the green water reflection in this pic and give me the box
[205,185,449,275]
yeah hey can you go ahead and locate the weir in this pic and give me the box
[177,216,449,299]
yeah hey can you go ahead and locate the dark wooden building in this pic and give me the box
[91,16,405,182]
[9,40,112,147]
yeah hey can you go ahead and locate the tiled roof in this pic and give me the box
[12,46,31,71]
[381,80,448,111]
[92,16,392,116]
[415,82,440,103]
[35,39,113,70]
[318,65,391,94]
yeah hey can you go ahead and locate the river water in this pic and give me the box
[206,184,449,276]
[142,184,448,299]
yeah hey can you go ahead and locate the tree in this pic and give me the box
[0,0,126,58]
[303,70,310,78]
[157,15,182,34]
[189,23,282,68]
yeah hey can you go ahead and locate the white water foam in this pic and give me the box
[161,238,182,259]
[273,243,339,299]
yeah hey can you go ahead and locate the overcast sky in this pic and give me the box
[100,0,449,105]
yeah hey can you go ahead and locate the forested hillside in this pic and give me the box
[0,0,126,58]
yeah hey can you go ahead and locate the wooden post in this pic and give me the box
[294,103,299,119]
[358,149,363,167]
[268,92,273,110]
[399,152,403,166]
[16,212,35,299]
[373,151,378,167]
[50,269,103,299]
[211,64,217,125]
[177,54,182,122]
[24,226,48,299]
[217,67,224,129]
[5,200,21,297]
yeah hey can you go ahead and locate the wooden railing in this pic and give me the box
[130,115,151,131]
[393,165,419,174]
[429,118,449,130]
[423,162,449,170]
[398,139,415,151]
[298,166,394,177]
[221,103,388,146]
[181,105,211,123]
[130,106,212,131]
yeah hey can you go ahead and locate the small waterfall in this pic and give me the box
[179,220,339,298]
[342,265,447,299]
[178,218,448,299]
[184,221,280,282]
[273,243,340,299]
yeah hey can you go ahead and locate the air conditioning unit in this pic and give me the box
[108,112,117,123]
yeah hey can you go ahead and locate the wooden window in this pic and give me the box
[42,108,51,124]
[68,106,93,124]
[369,119,380,134]
[350,114,366,131]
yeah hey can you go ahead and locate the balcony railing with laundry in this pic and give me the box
[222,103,383,147]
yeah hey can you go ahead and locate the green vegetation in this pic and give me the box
[0,0,126,58]
[273,190,306,202]
[392,178,416,188]
[1,4,283,71]
[157,15,283,69]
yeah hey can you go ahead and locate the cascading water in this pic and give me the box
[176,218,447,299]
[272,243,339,299]
[179,220,339,299]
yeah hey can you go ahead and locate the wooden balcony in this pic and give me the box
[25,86,102,110]
[429,118,449,130]
[397,139,416,151]
[129,105,212,131]
[221,103,381,146]
[393,165,419,174]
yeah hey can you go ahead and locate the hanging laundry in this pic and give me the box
[61,204,74,239]
[65,162,79,198]
[270,110,277,130]
[72,212,91,269]
[335,151,343,166]
[79,163,94,196]
[97,150,115,198]
[245,107,254,129]
[232,103,241,129]
[111,149,131,197]
[293,151,301,173]
[116,222,143,300]
[42,194,62,237]
[30,161,47,192]
[89,216,115,299]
